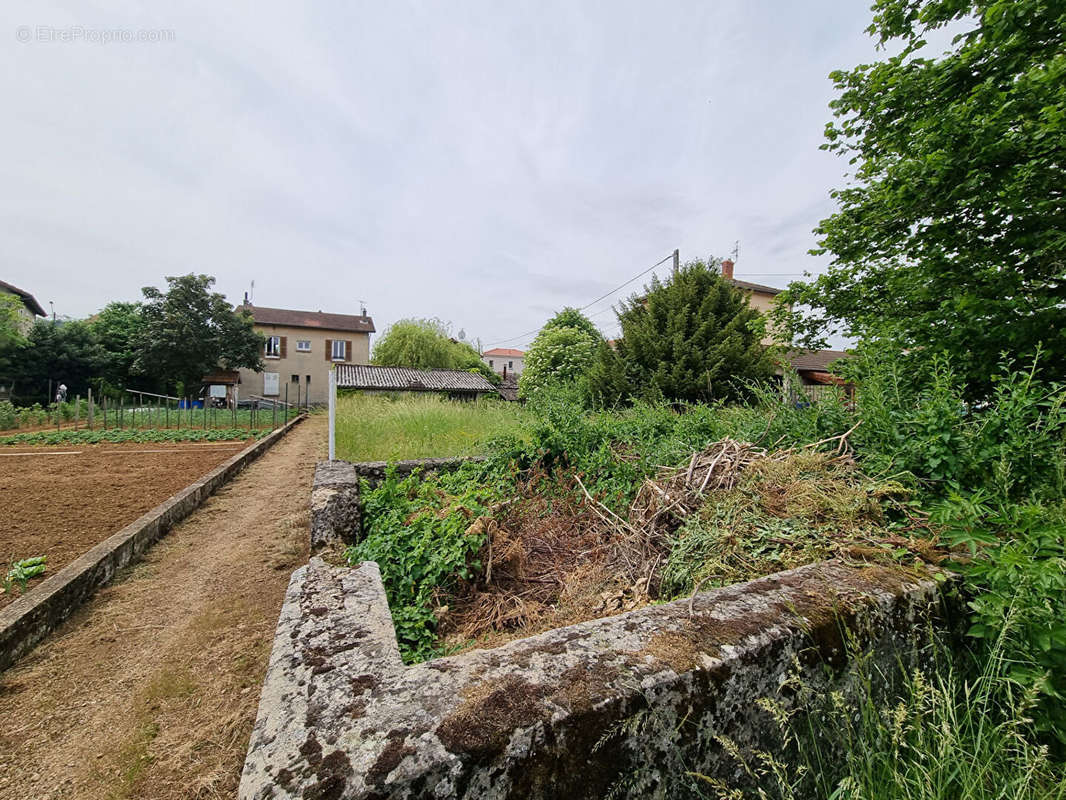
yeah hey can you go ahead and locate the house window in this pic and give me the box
[296,340,311,352]
[265,336,281,358]
[291,374,299,383]
[508,361,513,369]
[488,360,494,368]
[306,375,311,385]
[331,340,346,361]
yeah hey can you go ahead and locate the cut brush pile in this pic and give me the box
[439,430,937,653]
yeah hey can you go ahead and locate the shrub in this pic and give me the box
[0,401,15,430]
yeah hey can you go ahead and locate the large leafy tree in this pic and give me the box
[135,274,263,395]
[372,318,495,382]
[89,301,153,393]
[518,309,602,399]
[775,0,1066,391]
[594,260,775,404]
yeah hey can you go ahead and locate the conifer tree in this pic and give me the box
[593,260,775,404]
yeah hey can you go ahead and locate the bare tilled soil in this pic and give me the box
[0,414,324,800]
[0,441,252,609]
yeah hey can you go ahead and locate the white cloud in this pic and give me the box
[2,0,887,349]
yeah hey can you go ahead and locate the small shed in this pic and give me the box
[496,374,520,402]
[334,364,497,399]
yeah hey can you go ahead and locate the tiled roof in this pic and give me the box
[335,364,496,394]
[728,278,783,296]
[787,349,852,372]
[482,348,525,357]
[0,279,46,316]
[496,374,520,402]
[237,304,375,333]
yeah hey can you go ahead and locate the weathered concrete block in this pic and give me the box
[240,559,954,799]
[310,461,362,550]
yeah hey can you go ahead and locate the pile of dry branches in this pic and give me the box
[439,425,871,651]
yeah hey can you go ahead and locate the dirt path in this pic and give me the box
[0,414,325,800]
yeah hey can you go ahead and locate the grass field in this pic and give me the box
[334,393,528,461]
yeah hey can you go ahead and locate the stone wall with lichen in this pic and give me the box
[240,558,956,799]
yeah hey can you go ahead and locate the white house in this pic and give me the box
[482,347,525,377]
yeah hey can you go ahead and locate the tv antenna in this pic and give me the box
[359,299,367,317]
[731,240,740,262]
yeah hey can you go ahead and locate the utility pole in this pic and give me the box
[672,249,680,271]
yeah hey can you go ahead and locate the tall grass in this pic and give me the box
[697,630,1066,799]
[333,392,529,461]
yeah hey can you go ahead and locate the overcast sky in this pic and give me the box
[3,1,889,349]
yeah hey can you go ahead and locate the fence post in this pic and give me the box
[328,368,336,461]
[75,394,80,430]
[284,384,289,426]
[87,388,94,431]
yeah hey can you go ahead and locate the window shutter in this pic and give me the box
[324,339,332,361]
[280,336,287,358]
[344,340,353,363]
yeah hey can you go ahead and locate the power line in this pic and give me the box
[577,252,674,312]
[484,251,674,347]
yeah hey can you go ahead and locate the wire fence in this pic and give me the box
[0,383,302,434]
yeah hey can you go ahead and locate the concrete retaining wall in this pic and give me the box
[0,415,304,672]
[240,557,954,799]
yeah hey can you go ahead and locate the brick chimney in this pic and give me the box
[721,259,735,280]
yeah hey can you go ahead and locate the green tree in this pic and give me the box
[774,0,1066,392]
[594,260,775,404]
[10,319,106,401]
[372,318,495,382]
[89,301,151,393]
[518,316,601,399]
[542,306,600,339]
[0,293,28,377]
[134,274,263,396]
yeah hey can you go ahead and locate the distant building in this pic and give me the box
[719,259,785,346]
[0,279,46,333]
[335,364,497,399]
[482,347,525,377]
[235,303,375,406]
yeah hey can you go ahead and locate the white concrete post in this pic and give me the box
[328,367,336,461]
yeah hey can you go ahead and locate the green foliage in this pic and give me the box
[594,260,776,405]
[345,464,507,662]
[90,301,151,392]
[518,318,601,400]
[2,556,47,595]
[934,497,1066,748]
[8,319,107,401]
[701,641,1066,799]
[135,274,263,395]
[0,293,28,374]
[775,0,1066,392]
[0,400,15,429]
[0,427,261,446]
[334,392,529,461]
[371,318,496,383]
[542,306,601,338]
[839,347,1066,502]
